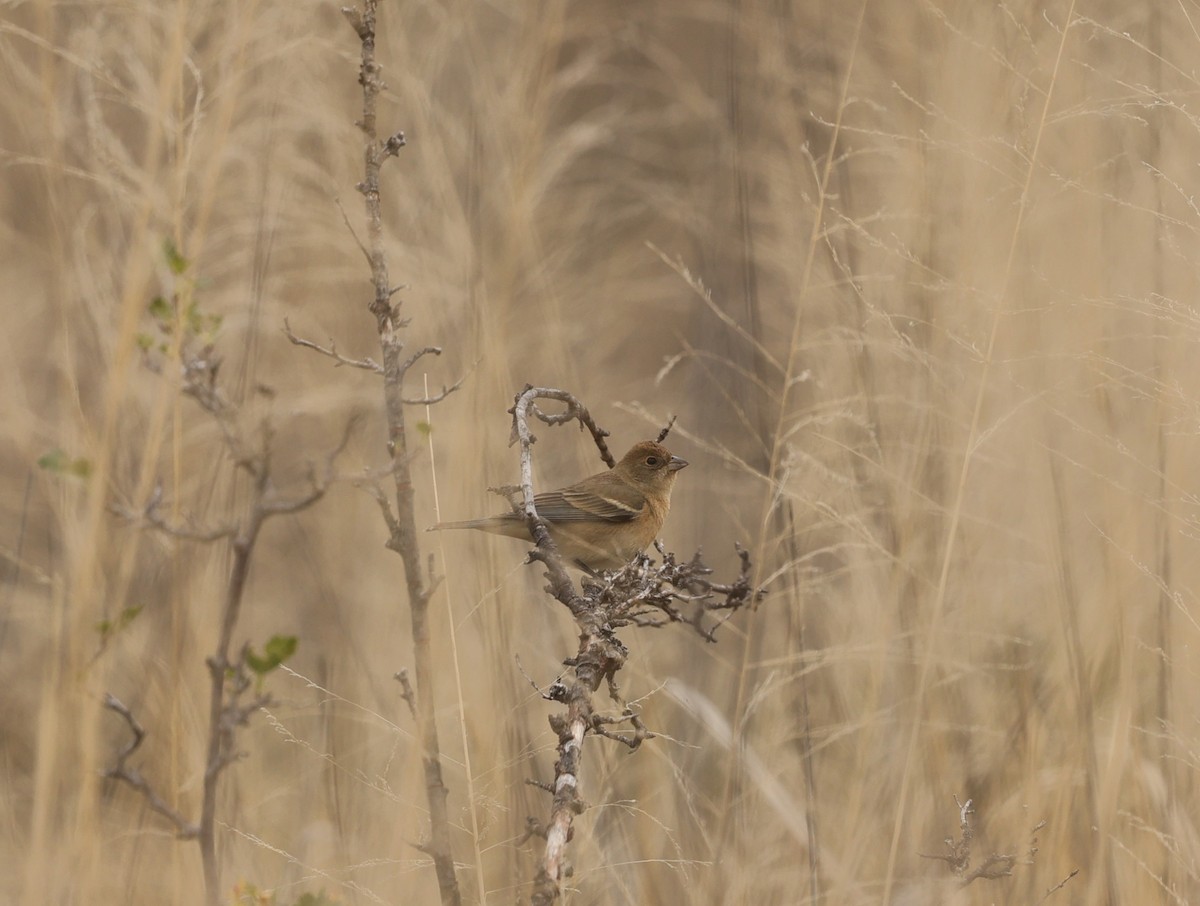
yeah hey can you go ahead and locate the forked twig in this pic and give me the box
[102,694,200,839]
[283,318,383,373]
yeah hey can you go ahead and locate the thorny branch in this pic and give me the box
[508,385,764,905]
[586,543,763,643]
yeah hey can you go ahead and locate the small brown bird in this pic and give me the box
[431,440,688,571]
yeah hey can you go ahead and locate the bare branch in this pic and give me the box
[509,385,616,468]
[592,708,655,751]
[283,318,383,373]
[259,485,326,517]
[340,4,367,39]
[110,490,237,543]
[258,415,355,517]
[180,347,230,416]
[515,654,565,697]
[334,196,371,265]
[1037,869,1080,903]
[394,669,418,721]
[581,544,765,642]
[102,694,200,839]
[962,853,1016,884]
[656,415,678,443]
[508,389,613,904]
[518,814,549,844]
[346,2,461,902]
[401,374,466,405]
[920,796,974,875]
[399,345,441,372]
[921,797,1050,890]
[362,479,402,545]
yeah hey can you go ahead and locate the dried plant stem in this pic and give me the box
[881,5,1080,904]
[424,379,488,905]
[719,0,870,859]
[108,410,338,906]
[785,506,821,903]
[342,2,461,903]
[1148,9,1176,898]
[198,474,268,902]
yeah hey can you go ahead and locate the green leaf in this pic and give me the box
[38,449,91,479]
[96,605,143,639]
[163,237,189,275]
[148,295,172,321]
[416,421,432,436]
[292,893,339,906]
[246,634,298,676]
[136,332,154,351]
[264,634,298,662]
[37,449,68,472]
[231,881,275,905]
[170,301,222,341]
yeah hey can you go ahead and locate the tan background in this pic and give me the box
[1,1,1197,903]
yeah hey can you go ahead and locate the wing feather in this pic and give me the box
[533,486,645,523]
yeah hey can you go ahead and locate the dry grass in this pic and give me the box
[2,1,1199,903]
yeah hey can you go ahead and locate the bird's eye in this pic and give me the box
[645,456,659,467]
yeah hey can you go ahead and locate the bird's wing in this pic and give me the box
[534,484,645,523]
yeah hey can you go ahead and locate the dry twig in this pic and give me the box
[283,317,383,373]
[107,349,348,906]
[331,2,464,902]
[102,694,199,839]
[920,796,1058,891]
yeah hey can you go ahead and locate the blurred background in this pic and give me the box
[2,1,1198,903]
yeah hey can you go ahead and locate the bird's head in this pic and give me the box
[616,440,688,491]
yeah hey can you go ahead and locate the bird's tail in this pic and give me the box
[428,518,489,532]
[428,514,526,540]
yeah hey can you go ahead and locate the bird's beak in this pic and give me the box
[668,455,688,471]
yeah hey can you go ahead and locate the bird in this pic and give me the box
[430,440,688,572]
